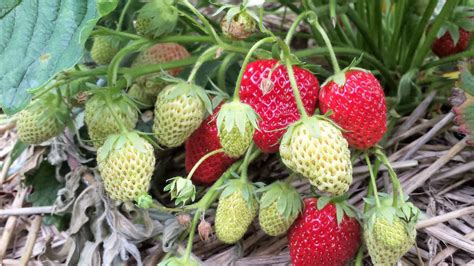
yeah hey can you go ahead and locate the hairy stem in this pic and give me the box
[186,148,224,180]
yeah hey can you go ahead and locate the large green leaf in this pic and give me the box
[0,0,100,115]
[0,0,20,18]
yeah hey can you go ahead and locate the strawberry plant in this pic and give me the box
[0,0,473,265]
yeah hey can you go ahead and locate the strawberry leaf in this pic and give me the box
[0,0,100,114]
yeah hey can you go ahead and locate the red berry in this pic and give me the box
[431,28,472,58]
[288,198,361,266]
[185,105,236,185]
[239,59,319,153]
[319,69,387,149]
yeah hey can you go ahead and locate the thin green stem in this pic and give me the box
[186,149,224,180]
[284,11,314,46]
[421,50,474,70]
[233,37,275,101]
[108,39,151,85]
[364,159,381,213]
[240,143,255,182]
[354,244,365,266]
[311,18,341,73]
[93,26,143,40]
[364,153,380,208]
[278,41,308,118]
[375,149,404,208]
[105,98,129,134]
[187,46,219,83]
[117,0,132,31]
[217,53,238,90]
[183,209,201,263]
[180,0,222,45]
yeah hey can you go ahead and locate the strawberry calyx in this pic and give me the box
[216,101,260,136]
[451,61,474,144]
[164,176,197,206]
[97,131,149,162]
[257,180,302,221]
[28,92,72,131]
[315,194,359,225]
[281,115,343,146]
[436,6,473,46]
[164,81,213,114]
[364,193,420,234]
[218,178,261,210]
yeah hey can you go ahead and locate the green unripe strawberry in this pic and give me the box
[364,194,420,265]
[217,101,259,158]
[280,116,352,195]
[364,217,416,265]
[153,82,211,148]
[97,132,155,202]
[221,10,256,40]
[135,0,178,38]
[85,91,138,148]
[215,179,258,244]
[90,36,121,65]
[258,181,302,236]
[127,84,155,109]
[158,256,199,266]
[16,93,69,144]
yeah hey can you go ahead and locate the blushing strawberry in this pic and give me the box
[185,105,236,185]
[319,69,387,149]
[288,198,361,266]
[239,59,319,153]
[432,27,472,58]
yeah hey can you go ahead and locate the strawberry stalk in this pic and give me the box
[232,37,276,101]
[108,39,151,86]
[310,16,341,74]
[364,153,381,208]
[117,0,132,31]
[179,0,223,45]
[185,148,224,180]
[278,41,310,118]
[375,148,404,208]
[187,46,219,83]
[239,142,255,182]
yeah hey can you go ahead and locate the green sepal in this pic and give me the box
[364,193,420,233]
[257,181,302,220]
[220,178,259,210]
[158,255,198,266]
[316,194,360,225]
[164,176,196,206]
[216,100,259,136]
[135,193,154,209]
[29,91,71,132]
[97,131,149,162]
[164,82,213,114]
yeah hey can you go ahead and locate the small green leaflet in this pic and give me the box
[96,0,119,16]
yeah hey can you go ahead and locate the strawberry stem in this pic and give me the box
[187,46,219,83]
[104,96,129,134]
[108,39,151,86]
[310,16,341,73]
[117,0,132,31]
[232,37,276,101]
[186,148,224,180]
[284,11,314,46]
[183,209,201,263]
[240,143,255,182]
[179,0,223,45]
[364,152,380,208]
[279,41,309,118]
[375,149,404,208]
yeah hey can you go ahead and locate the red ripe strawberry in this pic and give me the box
[239,59,319,153]
[432,28,471,58]
[288,198,361,266]
[185,105,236,185]
[319,69,387,149]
